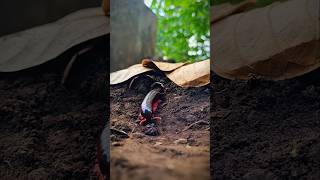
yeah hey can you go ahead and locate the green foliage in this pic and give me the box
[150,0,210,62]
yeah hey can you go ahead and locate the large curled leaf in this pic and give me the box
[212,0,320,80]
[0,7,109,72]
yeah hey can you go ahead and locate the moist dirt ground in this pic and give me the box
[0,36,108,180]
[110,73,210,180]
[211,70,320,180]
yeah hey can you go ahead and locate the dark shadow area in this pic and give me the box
[0,35,109,179]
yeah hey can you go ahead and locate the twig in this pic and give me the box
[215,88,227,95]
[110,128,129,138]
[131,123,139,134]
[61,46,93,85]
[128,74,154,90]
[183,120,209,132]
[3,160,13,169]
[128,76,139,89]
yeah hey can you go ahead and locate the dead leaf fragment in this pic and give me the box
[167,60,210,87]
[110,64,152,85]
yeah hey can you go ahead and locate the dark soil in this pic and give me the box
[211,70,320,180]
[0,36,108,180]
[110,73,210,180]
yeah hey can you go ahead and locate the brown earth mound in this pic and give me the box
[211,69,320,179]
[0,36,108,180]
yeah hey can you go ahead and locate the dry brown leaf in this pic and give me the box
[0,7,109,72]
[166,59,210,87]
[111,59,210,87]
[110,64,152,85]
[212,0,319,80]
[142,59,186,72]
[211,0,256,24]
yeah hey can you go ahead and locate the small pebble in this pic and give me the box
[131,132,146,139]
[112,142,123,146]
[174,138,188,145]
[154,142,162,146]
[185,114,197,122]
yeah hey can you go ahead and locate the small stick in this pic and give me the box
[128,76,139,89]
[215,88,227,95]
[131,124,138,134]
[3,160,13,169]
[61,46,93,85]
[110,128,129,138]
[182,120,209,132]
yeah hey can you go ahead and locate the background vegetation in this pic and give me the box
[149,0,210,62]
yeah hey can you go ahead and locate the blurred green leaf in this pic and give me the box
[150,0,210,62]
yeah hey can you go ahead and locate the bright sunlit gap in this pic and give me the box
[144,0,153,7]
